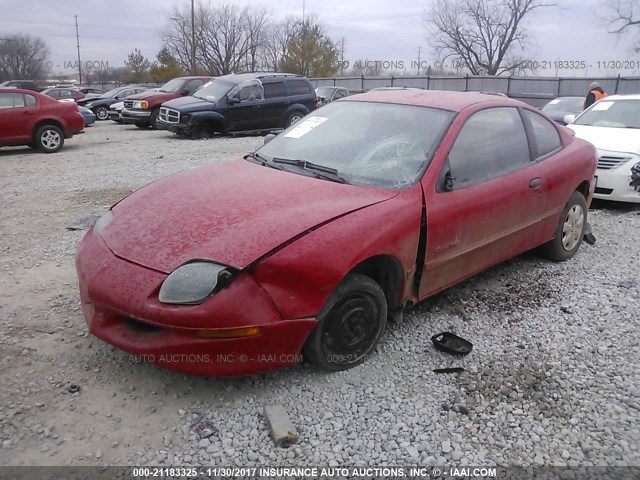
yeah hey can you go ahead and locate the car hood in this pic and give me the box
[568,124,640,155]
[126,91,179,102]
[163,95,216,112]
[102,160,397,273]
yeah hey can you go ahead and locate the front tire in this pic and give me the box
[303,273,387,371]
[94,106,109,121]
[149,108,160,129]
[540,191,587,261]
[34,125,64,153]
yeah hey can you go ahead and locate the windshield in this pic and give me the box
[255,101,453,189]
[159,78,184,93]
[574,99,640,128]
[316,87,336,98]
[193,80,234,102]
[542,97,583,115]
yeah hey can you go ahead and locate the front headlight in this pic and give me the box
[133,100,149,109]
[159,262,233,305]
[85,102,93,108]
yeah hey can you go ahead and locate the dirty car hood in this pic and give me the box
[102,160,397,273]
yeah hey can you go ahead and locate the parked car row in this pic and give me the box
[107,73,319,135]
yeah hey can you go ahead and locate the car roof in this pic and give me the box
[217,72,304,84]
[346,89,529,112]
[598,94,640,101]
[0,87,39,93]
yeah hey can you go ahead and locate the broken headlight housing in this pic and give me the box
[158,261,233,305]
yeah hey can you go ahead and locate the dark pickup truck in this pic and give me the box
[120,76,212,129]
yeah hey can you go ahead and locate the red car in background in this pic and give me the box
[120,76,212,129]
[0,88,85,153]
[76,90,597,377]
[41,87,86,102]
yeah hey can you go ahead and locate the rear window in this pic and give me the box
[287,79,312,96]
[523,110,562,158]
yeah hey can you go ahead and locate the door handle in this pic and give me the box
[23,111,33,115]
[529,178,543,189]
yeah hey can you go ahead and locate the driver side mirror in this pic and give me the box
[444,170,456,192]
[263,133,276,145]
[228,95,240,105]
[563,114,576,125]
[180,89,191,96]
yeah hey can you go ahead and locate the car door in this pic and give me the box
[224,80,265,131]
[419,106,547,298]
[0,93,36,143]
[259,80,288,128]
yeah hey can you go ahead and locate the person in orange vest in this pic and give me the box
[584,82,607,109]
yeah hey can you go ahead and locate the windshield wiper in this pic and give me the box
[243,152,283,171]
[271,157,348,184]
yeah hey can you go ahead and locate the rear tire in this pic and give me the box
[303,273,387,371]
[540,191,587,261]
[34,125,64,153]
[285,111,304,127]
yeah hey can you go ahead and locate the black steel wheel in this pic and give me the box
[303,273,387,371]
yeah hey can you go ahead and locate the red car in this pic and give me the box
[0,88,85,153]
[75,90,597,376]
[41,87,86,102]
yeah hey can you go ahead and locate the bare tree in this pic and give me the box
[424,0,556,75]
[259,16,301,72]
[0,33,50,81]
[604,0,640,51]
[161,3,205,74]
[243,6,271,72]
[162,3,271,75]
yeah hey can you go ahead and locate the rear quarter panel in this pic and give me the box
[535,131,597,241]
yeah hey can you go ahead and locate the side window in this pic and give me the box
[228,80,264,103]
[523,110,562,159]
[263,82,286,99]
[184,79,204,94]
[25,94,36,106]
[334,89,347,99]
[287,79,312,96]
[0,93,26,109]
[48,90,60,98]
[446,107,530,189]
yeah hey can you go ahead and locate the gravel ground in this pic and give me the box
[0,122,638,468]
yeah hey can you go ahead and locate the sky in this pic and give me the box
[0,0,638,78]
